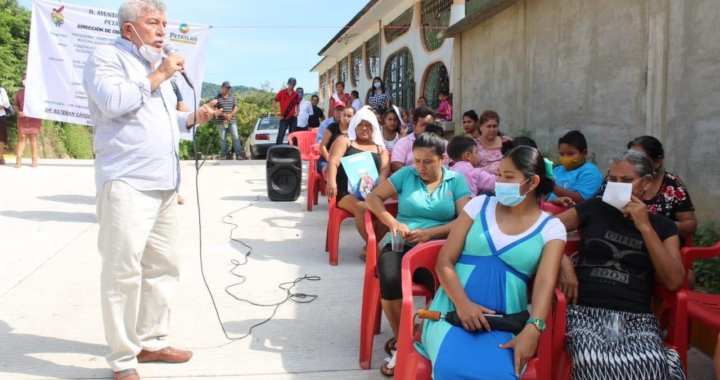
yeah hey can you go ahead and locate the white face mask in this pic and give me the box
[129,24,162,66]
[602,182,633,210]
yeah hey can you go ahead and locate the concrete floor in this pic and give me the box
[0,159,715,379]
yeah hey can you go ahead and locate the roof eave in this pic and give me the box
[318,0,381,56]
[441,0,520,39]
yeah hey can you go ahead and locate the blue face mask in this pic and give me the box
[495,178,531,207]
[374,82,381,89]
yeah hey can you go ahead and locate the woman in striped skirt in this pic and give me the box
[556,150,687,380]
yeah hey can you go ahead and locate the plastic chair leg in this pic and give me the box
[359,279,382,369]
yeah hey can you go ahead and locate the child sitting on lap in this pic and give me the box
[448,136,496,196]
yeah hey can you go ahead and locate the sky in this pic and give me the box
[18,0,368,92]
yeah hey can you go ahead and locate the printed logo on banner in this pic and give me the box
[170,23,198,45]
[51,6,65,27]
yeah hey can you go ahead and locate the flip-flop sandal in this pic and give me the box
[114,369,139,380]
[380,350,397,377]
[384,337,397,356]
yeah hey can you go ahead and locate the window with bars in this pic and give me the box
[466,0,495,16]
[365,34,381,79]
[384,7,414,45]
[339,56,349,86]
[421,0,452,52]
[351,46,363,87]
[384,48,415,113]
[423,62,450,110]
[328,69,337,104]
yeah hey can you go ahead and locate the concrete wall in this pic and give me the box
[453,0,720,221]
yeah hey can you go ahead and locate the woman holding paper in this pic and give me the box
[326,106,390,261]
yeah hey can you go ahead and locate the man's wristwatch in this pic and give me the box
[526,318,546,333]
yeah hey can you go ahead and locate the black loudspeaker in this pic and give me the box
[266,145,302,202]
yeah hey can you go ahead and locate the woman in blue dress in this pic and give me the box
[417,146,567,379]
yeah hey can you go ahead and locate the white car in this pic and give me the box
[244,117,289,159]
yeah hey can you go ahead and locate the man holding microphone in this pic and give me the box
[83,1,214,379]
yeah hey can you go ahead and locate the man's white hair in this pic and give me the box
[118,0,167,33]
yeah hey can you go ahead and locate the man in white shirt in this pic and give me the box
[351,90,363,112]
[295,87,312,132]
[83,1,214,378]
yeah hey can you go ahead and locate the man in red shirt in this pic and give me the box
[272,77,300,144]
[331,81,352,106]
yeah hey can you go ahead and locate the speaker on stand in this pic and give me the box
[266,145,302,202]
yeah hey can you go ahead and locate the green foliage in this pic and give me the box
[0,0,30,93]
[692,222,720,294]
[60,123,94,159]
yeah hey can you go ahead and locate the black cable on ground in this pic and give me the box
[190,108,320,344]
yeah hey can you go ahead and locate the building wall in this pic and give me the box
[453,0,720,221]
[314,0,456,115]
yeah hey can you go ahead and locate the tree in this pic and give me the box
[0,0,30,92]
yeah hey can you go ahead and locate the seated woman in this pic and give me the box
[366,124,472,377]
[461,110,481,141]
[326,107,390,261]
[557,150,686,380]
[381,106,408,153]
[417,146,566,380]
[317,105,354,173]
[476,110,512,176]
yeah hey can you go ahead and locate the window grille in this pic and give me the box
[384,7,414,44]
[421,0,452,52]
[423,62,450,110]
[351,46,363,87]
[339,56,349,85]
[383,48,415,113]
[365,34,381,79]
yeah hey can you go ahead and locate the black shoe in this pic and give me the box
[224,154,233,160]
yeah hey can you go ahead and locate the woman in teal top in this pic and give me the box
[366,124,472,377]
[417,146,566,379]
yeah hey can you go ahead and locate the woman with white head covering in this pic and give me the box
[327,106,391,261]
[380,105,408,152]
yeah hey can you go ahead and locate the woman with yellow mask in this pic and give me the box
[548,130,604,204]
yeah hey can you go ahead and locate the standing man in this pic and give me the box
[308,94,325,129]
[83,1,215,379]
[272,77,299,145]
[295,87,312,132]
[215,81,243,160]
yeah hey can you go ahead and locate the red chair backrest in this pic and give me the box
[364,201,399,271]
[288,130,317,159]
[540,201,569,216]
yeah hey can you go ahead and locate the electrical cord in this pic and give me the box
[190,97,320,344]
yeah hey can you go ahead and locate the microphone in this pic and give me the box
[163,43,195,89]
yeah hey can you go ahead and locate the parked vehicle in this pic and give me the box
[244,117,287,159]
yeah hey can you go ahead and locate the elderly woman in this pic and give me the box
[597,136,696,239]
[417,146,566,379]
[366,124,472,377]
[477,110,512,176]
[13,74,43,168]
[326,106,390,261]
[557,150,686,380]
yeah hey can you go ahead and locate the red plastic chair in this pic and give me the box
[306,143,325,212]
[393,240,559,380]
[325,197,354,266]
[540,201,569,216]
[359,202,432,369]
[552,238,689,379]
[288,130,317,162]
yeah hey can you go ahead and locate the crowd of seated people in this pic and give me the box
[313,102,701,379]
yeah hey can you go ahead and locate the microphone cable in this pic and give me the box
[190,92,321,345]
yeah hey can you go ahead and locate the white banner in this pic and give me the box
[25,0,211,128]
